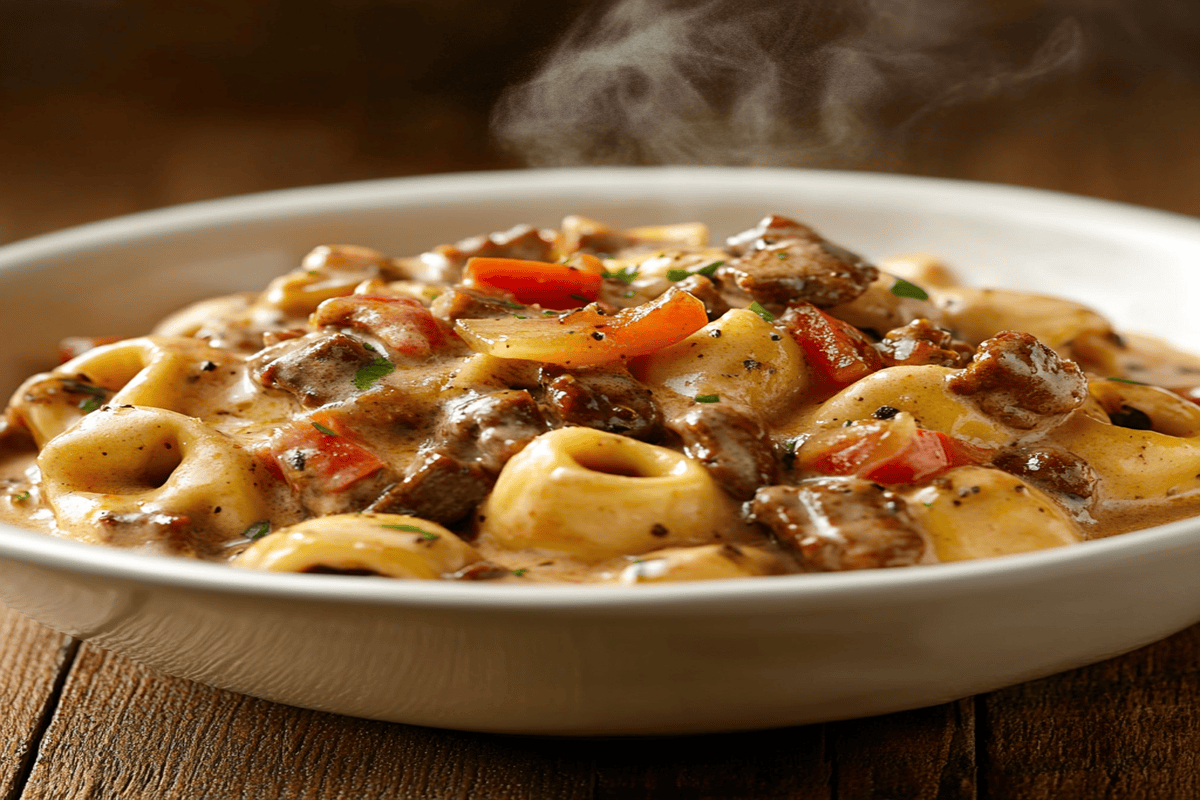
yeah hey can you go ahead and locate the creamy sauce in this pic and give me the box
[5,215,1200,583]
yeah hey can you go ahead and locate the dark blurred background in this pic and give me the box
[1,0,1199,245]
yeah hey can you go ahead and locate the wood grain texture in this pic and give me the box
[0,609,76,800]
[979,624,1200,799]
[19,644,597,800]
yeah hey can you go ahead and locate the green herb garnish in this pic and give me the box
[776,252,790,260]
[12,491,30,502]
[312,421,338,436]
[501,299,524,310]
[244,520,271,541]
[1107,377,1148,385]
[353,355,396,390]
[694,394,720,403]
[890,277,929,301]
[79,396,103,413]
[696,260,723,277]
[665,269,690,282]
[383,523,439,542]
[748,301,776,322]
[601,267,639,284]
[513,568,528,577]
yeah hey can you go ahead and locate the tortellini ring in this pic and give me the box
[234,513,481,578]
[38,406,273,553]
[477,427,752,561]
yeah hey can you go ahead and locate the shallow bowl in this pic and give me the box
[2,167,1199,735]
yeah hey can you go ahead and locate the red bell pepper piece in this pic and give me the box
[268,410,386,492]
[463,257,603,310]
[808,423,984,485]
[780,302,882,389]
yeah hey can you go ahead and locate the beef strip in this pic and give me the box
[671,404,779,501]
[948,331,1087,430]
[540,364,664,441]
[431,286,528,322]
[369,389,548,525]
[673,274,730,321]
[368,448,493,526]
[721,215,878,310]
[253,333,377,407]
[990,444,1098,517]
[875,319,973,368]
[748,478,926,570]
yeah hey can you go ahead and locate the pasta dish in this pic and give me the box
[3,214,1200,584]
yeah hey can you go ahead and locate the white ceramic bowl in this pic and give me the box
[2,168,1200,736]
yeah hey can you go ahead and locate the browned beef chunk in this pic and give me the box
[991,445,1097,515]
[540,365,664,441]
[876,319,973,368]
[674,274,730,321]
[368,449,492,526]
[453,224,556,264]
[431,286,527,321]
[416,225,556,284]
[748,478,925,570]
[721,215,877,310]
[436,390,547,474]
[671,404,779,501]
[948,331,1087,430]
[370,390,548,525]
[254,333,376,407]
[371,449,490,524]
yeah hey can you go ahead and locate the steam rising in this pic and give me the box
[492,0,1085,167]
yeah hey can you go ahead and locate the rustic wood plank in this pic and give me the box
[826,699,976,800]
[18,643,597,800]
[585,724,831,800]
[0,607,76,800]
[978,622,1200,799]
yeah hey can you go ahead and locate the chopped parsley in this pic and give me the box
[353,355,396,390]
[694,393,720,403]
[312,421,338,436]
[501,299,524,310]
[79,396,103,413]
[244,520,271,541]
[890,277,929,301]
[384,523,440,542]
[665,269,691,282]
[748,301,776,322]
[601,267,639,284]
[383,523,428,533]
[1107,377,1148,385]
[512,568,528,577]
[776,251,790,260]
[12,491,30,502]
[696,260,723,277]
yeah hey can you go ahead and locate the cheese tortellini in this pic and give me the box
[3,213,1200,583]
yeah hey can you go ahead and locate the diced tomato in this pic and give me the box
[463,257,603,310]
[780,302,882,389]
[455,287,709,367]
[312,295,451,358]
[806,420,984,485]
[268,410,386,492]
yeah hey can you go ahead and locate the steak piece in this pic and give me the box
[254,333,377,407]
[948,331,1087,430]
[672,404,779,501]
[541,365,664,441]
[876,319,972,368]
[748,478,925,570]
[721,215,878,310]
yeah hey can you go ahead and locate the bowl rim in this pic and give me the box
[3,166,1200,613]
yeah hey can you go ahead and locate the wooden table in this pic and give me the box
[4,608,1200,798]
[4,5,1200,793]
